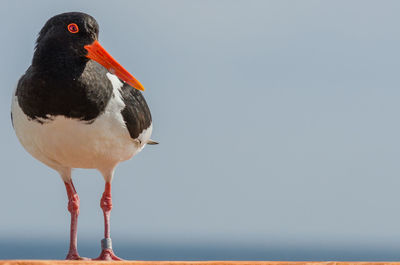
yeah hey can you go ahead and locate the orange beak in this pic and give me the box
[84,40,145,91]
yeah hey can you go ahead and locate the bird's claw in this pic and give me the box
[66,251,90,260]
[94,249,123,261]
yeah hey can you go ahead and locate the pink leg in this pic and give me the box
[94,182,123,261]
[64,181,87,260]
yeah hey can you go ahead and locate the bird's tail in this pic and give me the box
[147,139,159,145]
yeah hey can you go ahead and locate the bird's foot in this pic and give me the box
[94,249,123,261]
[66,251,90,260]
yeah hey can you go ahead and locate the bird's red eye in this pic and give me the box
[67,23,79,34]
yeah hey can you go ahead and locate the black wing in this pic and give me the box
[119,83,152,140]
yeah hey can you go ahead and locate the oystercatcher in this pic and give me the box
[11,12,157,260]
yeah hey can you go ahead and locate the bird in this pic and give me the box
[11,12,157,260]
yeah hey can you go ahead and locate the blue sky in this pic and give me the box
[1,0,400,260]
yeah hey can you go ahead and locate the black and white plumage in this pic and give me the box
[11,12,156,260]
[12,70,152,180]
[12,13,153,180]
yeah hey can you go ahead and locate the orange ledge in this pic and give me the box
[1,261,400,265]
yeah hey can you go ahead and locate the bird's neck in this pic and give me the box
[32,45,88,78]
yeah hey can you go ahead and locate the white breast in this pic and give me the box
[11,73,152,178]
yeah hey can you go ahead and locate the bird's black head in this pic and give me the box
[33,12,99,66]
[32,12,145,91]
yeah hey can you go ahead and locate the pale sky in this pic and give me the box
[1,0,400,259]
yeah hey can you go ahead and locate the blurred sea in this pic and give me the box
[1,239,400,261]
